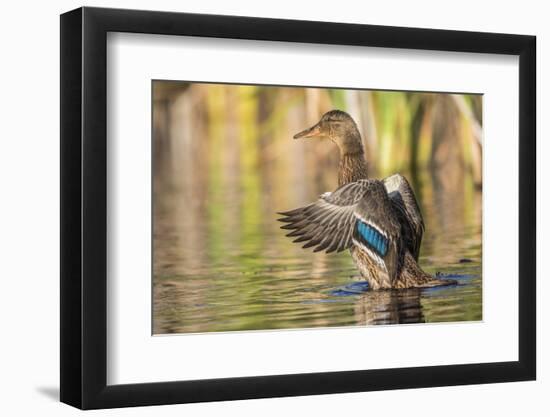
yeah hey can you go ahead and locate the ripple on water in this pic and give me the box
[153,177,482,333]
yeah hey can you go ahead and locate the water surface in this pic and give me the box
[153,168,482,334]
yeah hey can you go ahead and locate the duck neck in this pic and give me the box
[338,150,369,186]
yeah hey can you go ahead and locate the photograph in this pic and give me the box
[0,0,542,413]
[152,81,483,334]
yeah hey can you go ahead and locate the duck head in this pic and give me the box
[293,110,364,155]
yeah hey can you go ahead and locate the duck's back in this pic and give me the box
[383,174,424,261]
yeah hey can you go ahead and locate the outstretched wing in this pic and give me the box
[277,180,374,253]
[383,174,424,261]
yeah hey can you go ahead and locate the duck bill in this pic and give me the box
[293,123,322,139]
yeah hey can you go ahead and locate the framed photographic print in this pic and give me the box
[60,6,536,409]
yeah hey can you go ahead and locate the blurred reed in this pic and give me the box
[153,81,482,190]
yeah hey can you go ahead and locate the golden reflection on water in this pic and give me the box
[153,171,481,334]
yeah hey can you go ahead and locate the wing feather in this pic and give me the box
[278,174,423,284]
[352,180,404,283]
[277,180,374,253]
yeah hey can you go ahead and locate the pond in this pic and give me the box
[153,164,482,334]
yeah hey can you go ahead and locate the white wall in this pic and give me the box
[0,0,545,415]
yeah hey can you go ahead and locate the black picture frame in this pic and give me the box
[60,6,536,410]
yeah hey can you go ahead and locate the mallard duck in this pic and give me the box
[278,110,455,290]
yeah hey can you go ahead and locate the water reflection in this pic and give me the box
[354,289,424,325]
[153,176,482,335]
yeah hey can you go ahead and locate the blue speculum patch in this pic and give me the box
[355,221,388,256]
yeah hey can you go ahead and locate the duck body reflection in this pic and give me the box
[354,288,425,326]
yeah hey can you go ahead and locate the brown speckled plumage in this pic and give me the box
[280,110,455,290]
[338,152,369,186]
